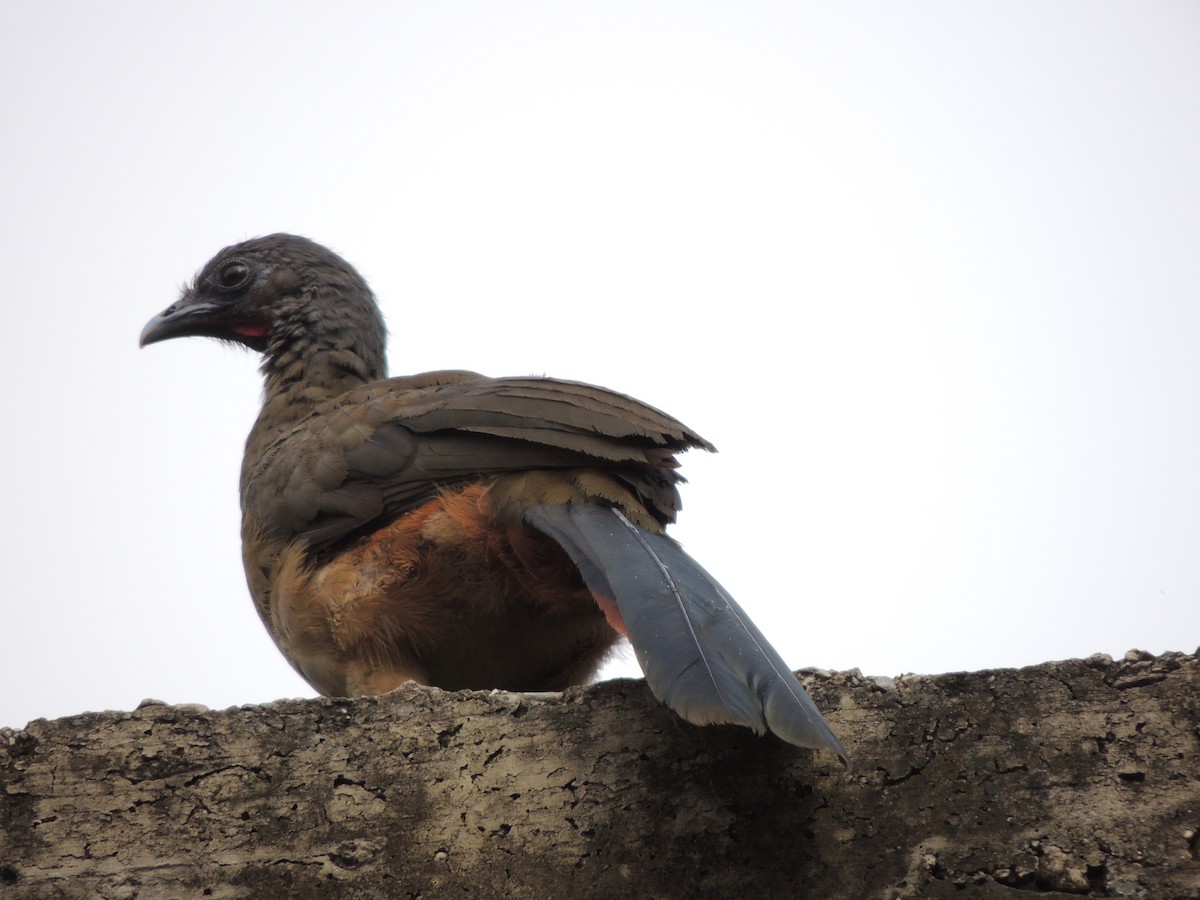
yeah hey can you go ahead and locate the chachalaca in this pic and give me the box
[140,234,847,763]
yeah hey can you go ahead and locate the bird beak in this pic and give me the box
[139,294,223,347]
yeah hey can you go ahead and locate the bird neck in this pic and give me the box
[254,301,388,432]
[241,329,386,508]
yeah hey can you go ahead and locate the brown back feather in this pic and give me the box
[243,370,712,561]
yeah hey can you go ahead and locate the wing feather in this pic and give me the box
[246,372,710,556]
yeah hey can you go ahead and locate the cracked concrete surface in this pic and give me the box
[1,651,1198,898]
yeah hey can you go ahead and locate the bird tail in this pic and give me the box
[523,503,848,764]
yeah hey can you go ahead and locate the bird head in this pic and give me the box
[139,234,387,366]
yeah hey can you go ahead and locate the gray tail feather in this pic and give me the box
[523,503,849,763]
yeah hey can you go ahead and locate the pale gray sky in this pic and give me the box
[2,2,1197,730]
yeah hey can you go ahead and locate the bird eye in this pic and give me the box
[215,261,251,291]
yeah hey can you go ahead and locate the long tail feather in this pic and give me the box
[524,504,848,763]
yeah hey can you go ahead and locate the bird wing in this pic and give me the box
[243,370,711,556]
[523,502,850,762]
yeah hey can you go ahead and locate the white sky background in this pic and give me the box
[1,2,1197,730]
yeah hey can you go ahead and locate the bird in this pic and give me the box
[140,234,847,763]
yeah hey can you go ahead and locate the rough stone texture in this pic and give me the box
[2,651,1198,898]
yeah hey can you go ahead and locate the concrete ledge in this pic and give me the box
[2,651,1198,898]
